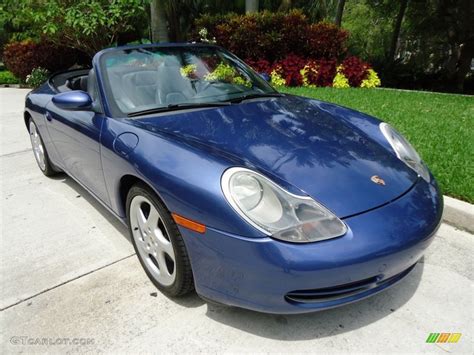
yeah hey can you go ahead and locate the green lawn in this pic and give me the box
[280,87,474,203]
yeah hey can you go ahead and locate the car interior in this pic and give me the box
[107,65,197,112]
[51,64,201,113]
[50,68,91,93]
[49,55,255,115]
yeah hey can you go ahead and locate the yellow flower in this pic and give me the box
[204,63,234,81]
[204,63,251,86]
[333,65,349,88]
[233,76,251,87]
[360,69,381,88]
[180,64,197,78]
[270,67,286,87]
[300,64,318,87]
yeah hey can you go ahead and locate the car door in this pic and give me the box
[45,69,110,205]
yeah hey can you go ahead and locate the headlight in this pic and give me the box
[221,167,347,243]
[380,123,430,182]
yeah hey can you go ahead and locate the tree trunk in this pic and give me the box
[334,0,346,27]
[150,0,169,43]
[166,1,181,42]
[279,0,292,12]
[447,40,474,93]
[246,0,259,14]
[455,41,473,92]
[388,0,408,63]
[448,0,474,92]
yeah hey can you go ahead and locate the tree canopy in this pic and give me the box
[1,0,149,56]
[1,0,472,92]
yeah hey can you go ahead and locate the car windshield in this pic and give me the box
[99,45,278,117]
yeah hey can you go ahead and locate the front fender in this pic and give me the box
[100,117,266,238]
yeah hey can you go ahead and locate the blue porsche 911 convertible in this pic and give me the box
[24,43,442,314]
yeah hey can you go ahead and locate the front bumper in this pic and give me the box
[180,178,443,314]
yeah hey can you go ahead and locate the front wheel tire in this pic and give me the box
[126,184,194,297]
[28,118,57,176]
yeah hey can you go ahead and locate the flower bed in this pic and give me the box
[194,11,381,89]
[249,54,380,89]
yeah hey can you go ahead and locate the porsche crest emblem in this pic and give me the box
[371,175,386,186]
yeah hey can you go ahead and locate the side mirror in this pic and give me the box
[52,91,92,111]
[259,73,270,82]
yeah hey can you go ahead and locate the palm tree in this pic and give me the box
[279,0,292,12]
[150,0,169,42]
[388,0,409,63]
[246,0,258,13]
[334,0,346,27]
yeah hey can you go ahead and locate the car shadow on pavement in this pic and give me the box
[53,173,130,242]
[203,261,425,341]
[52,173,425,336]
[54,173,209,309]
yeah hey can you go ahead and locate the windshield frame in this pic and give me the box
[95,43,278,118]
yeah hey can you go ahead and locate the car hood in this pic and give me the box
[134,95,418,218]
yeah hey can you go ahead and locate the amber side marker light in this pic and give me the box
[172,213,206,234]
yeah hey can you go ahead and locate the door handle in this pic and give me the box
[45,111,53,121]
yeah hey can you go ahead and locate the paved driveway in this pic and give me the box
[0,88,472,353]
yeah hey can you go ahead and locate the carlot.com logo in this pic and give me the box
[426,333,462,343]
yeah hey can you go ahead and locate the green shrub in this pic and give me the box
[193,10,348,62]
[3,39,86,81]
[0,71,19,85]
[249,54,381,88]
[1,0,148,57]
[26,67,49,88]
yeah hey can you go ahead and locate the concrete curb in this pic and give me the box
[0,84,30,89]
[443,195,474,233]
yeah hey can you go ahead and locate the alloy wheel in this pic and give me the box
[29,121,46,171]
[129,195,177,286]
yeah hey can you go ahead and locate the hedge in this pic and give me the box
[194,10,380,88]
[3,39,88,81]
[193,10,348,62]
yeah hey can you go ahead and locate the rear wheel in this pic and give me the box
[126,184,194,296]
[28,118,57,176]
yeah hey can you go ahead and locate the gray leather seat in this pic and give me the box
[122,70,159,107]
[107,69,137,112]
[86,69,96,98]
[67,75,88,91]
[155,65,194,105]
[79,76,88,91]
[106,62,196,111]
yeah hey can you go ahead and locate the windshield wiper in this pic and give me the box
[127,102,231,117]
[228,92,284,103]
